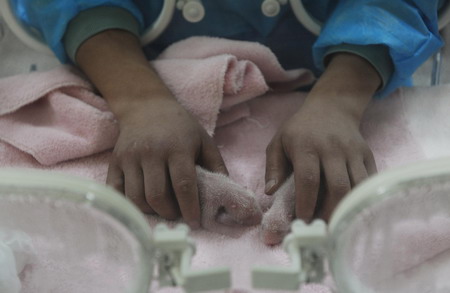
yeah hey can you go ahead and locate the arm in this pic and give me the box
[75,29,227,227]
[265,0,442,221]
[15,1,227,225]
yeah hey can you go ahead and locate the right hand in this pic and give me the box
[73,29,227,228]
[106,94,228,228]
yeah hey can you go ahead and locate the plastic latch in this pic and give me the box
[261,0,288,17]
[252,219,328,290]
[176,0,205,23]
[153,223,231,293]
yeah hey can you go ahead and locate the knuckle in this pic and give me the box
[125,190,139,201]
[174,178,195,194]
[330,179,351,197]
[288,141,315,160]
[324,137,343,155]
[146,191,166,204]
[299,170,319,188]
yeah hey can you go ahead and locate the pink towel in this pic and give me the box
[0,36,449,292]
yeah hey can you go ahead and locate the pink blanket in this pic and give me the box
[0,36,448,292]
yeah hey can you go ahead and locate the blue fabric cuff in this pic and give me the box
[313,0,443,97]
[63,6,140,64]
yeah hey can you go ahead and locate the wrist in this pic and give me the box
[305,53,380,121]
[108,88,175,120]
[76,29,175,117]
[321,52,381,94]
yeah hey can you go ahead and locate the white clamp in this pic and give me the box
[252,219,328,290]
[261,0,288,17]
[153,223,231,293]
[176,0,205,23]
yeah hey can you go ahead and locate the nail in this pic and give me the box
[265,179,277,194]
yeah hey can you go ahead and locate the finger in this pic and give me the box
[320,157,351,221]
[293,152,320,222]
[122,162,154,214]
[265,135,290,195]
[106,161,124,193]
[364,150,378,176]
[347,157,369,187]
[200,133,228,175]
[142,160,179,219]
[168,155,201,229]
[261,176,296,245]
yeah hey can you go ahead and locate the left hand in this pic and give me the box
[264,53,381,221]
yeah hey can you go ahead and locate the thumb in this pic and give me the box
[200,133,229,175]
[265,135,290,195]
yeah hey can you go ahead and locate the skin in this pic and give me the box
[264,52,380,222]
[77,30,228,229]
[76,29,380,226]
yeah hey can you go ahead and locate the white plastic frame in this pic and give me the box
[0,168,155,293]
[328,157,450,293]
[251,157,450,292]
[0,168,232,292]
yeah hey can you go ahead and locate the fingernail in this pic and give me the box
[265,179,277,194]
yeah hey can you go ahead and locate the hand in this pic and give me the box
[265,53,381,221]
[265,96,376,221]
[75,30,227,228]
[107,95,227,227]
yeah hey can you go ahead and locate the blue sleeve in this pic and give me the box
[313,0,443,97]
[12,0,145,63]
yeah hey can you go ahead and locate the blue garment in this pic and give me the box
[313,0,443,95]
[12,0,443,96]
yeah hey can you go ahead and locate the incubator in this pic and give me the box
[1,159,450,292]
[1,1,450,292]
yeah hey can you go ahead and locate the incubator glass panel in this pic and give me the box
[330,175,450,293]
[0,173,153,293]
